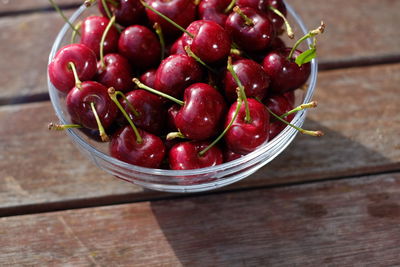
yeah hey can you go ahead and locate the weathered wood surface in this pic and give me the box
[1,173,399,266]
[1,0,400,101]
[0,0,80,14]
[1,64,399,215]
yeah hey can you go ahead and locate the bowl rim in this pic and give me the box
[48,0,318,177]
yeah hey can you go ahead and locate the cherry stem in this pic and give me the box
[90,102,110,142]
[233,6,254,26]
[224,0,237,13]
[268,5,294,39]
[108,87,143,144]
[199,97,243,157]
[227,57,251,123]
[288,21,325,60]
[266,107,324,137]
[101,0,113,19]
[280,101,317,118]
[48,122,81,130]
[100,15,116,69]
[114,91,140,117]
[140,0,194,38]
[153,23,165,61]
[132,78,184,106]
[68,62,82,90]
[48,0,80,36]
[166,131,186,141]
[71,21,82,43]
[184,46,217,73]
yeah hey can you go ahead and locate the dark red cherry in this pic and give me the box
[224,98,269,155]
[169,36,186,55]
[167,104,180,131]
[283,90,295,106]
[118,25,161,70]
[154,54,204,98]
[144,0,196,37]
[175,83,227,140]
[262,48,311,93]
[169,141,223,170]
[66,81,118,130]
[139,69,157,88]
[264,94,294,139]
[120,89,167,135]
[49,44,97,93]
[110,126,166,168]
[96,53,134,93]
[225,7,275,52]
[80,16,119,58]
[223,148,243,162]
[181,20,232,64]
[224,59,270,102]
[98,0,145,26]
[198,0,232,27]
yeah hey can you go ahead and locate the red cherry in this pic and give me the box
[118,25,161,70]
[66,81,118,130]
[96,53,134,93]
[48,44,97,93]
[175,83,227,140]
[98,0,146,26]
[181,20,232,64]
[169,36,186,55]
[262,48,311,93]
[169,141,223,170]
[223,148,243,162]
[264,94,294,138]
[225,7,275,52]
[167,104,180,131]
[224,98,270,155]
[223,59,270,102]
[198,0,232,27]
[110,126,166,168]
[80,16,119,58]
[154,54,204,98]
[139,69,157,88]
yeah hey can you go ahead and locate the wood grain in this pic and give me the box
[1,0,400,101]
[0,0,80,14]
[1,63,399,215]
[1,173,399,266]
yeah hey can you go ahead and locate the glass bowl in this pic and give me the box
[48,1,318,193]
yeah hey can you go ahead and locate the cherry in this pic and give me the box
[143,0,197,38]
[110,126,166,168]
[139,69,157,88]
[154,54,204,98]
[98,0,146,26]
[169,36,186,55]
[225,6,275,52]
[198,0,233,27]
[224,98,269,155]
[283,90,295,106]
[80,16,119,59]
[264,94,294,139]
[96,53,134,93]
[120,89,167,135]
[262,48,311,93]
[224,59,270,102]
[118,25,161,70]
[49,44,97,93]
[181,20,232,64]
[167,104,180,131]
[169,141,223,170]
[66,81,118,140]
[223,148,243,162]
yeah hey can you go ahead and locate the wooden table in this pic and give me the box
[1,0,400,265]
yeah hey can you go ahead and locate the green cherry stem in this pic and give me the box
[99,15,116,69]
[184,46,217,73]
[101,0,113,19]
[166,131,186,141]
[268,5,294,39]
[266,107,324,137]
[132,78,184,106]
[68,62,82,90]
[48,0,80,36]
[288,21,325,60]
[233,6,254,26]
[84,0,96,7]
[48,122,82,130]
[199,96,243,157]
[90,102,110,142]
[280,101,317,118]
[71,21,82,43]
[227,57,251,123]
[114,91,140,117]
[140,0,194,38]
[108,87,143,144]
[224,0,237,13]
[153,22,165,61]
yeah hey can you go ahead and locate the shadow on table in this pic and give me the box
[149,119,399,265]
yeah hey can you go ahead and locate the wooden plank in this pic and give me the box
[1,0,400,101]
[0,0,80,14]
[1,173,400,266]
[0,63,399,214]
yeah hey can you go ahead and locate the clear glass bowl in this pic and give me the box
[48,1,318,193]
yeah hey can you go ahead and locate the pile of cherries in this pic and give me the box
[48,0,324,171]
